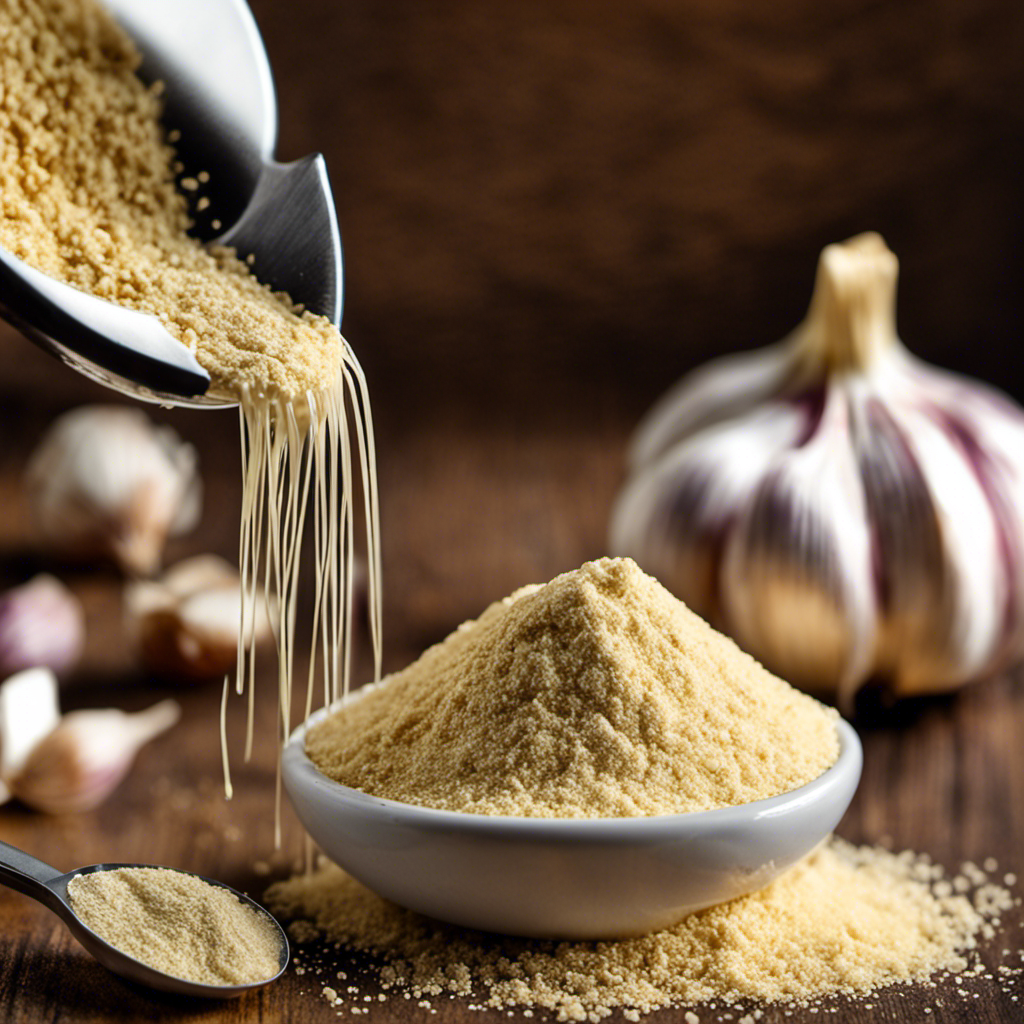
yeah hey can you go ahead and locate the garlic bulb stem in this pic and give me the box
[799,232,900,374]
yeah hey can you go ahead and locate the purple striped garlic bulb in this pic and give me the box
[610,233,1024,707]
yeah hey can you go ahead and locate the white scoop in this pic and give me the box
[282,702,862,940]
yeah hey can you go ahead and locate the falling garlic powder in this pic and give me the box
[0,0,382,785]
[68,867,281,986]
[307,557,839,817]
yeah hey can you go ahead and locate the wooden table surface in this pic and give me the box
[0,343,1021,1024]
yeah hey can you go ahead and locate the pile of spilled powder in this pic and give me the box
[307,557,839,817]
[264,840,1019,1021]
[0,0,341,399]
[68,867,282,986]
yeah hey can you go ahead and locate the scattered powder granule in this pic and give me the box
[0,0,342,401]
[265,839,1013,1022]
[67,867,282,986]
[307,557,839,817]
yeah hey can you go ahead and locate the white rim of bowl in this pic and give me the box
[283,701,863,838]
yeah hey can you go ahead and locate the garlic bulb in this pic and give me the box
[125,554,274,681]
[26,406,202,576]
[9,699,180,814]
[611,233,1024,706]
[0,574,85,678]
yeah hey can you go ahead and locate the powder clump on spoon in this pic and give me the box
[307,556,839,817]
[68,866,282,986]
[0,0,340,400]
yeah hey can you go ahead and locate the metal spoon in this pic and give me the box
[0,0,342,407]
[0,840,289,998]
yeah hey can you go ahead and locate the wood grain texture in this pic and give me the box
[1,0,1023,1020]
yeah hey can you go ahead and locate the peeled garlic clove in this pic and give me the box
[126,555,273,681]
[0,574,85,678]
[25,406,202,577]
[0,667,61,786]
[612,233,1024,703]
[9,699,180,814]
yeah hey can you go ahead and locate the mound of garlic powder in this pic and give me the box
[307,557,839,817]
[0,0,382,780]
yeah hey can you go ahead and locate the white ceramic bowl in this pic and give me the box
[282,703,862,940]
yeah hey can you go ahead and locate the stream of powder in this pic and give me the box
[1,0,384,805]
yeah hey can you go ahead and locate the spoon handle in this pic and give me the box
[0,839,63,905]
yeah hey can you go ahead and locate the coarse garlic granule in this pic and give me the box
[264,837,1014,1022]
[68,867,282,986]
[307,557,839,817]
[0,0,341,400]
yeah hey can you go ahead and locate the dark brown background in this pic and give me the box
[1,0,1023,1021]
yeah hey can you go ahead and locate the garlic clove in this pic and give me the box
[627,340,801,471]
[611,404,807,624]
[719,390,877,707]
[25,406,202,576]
[0,667,61,784]
[160,553,239,596]
[9,699,180,814]
[868,403,1004,694]
[126,555,274,681]
[0,574,85,678]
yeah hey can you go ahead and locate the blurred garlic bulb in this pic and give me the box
[0,575,85,678]
[611,233,1024,706]
[126,554,274,681]
[26,406,201,576]
[8,699,180,814]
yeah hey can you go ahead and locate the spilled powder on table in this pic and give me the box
[307,557,839,818]
[265,839,1019,1022]
[68,866,282,986]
